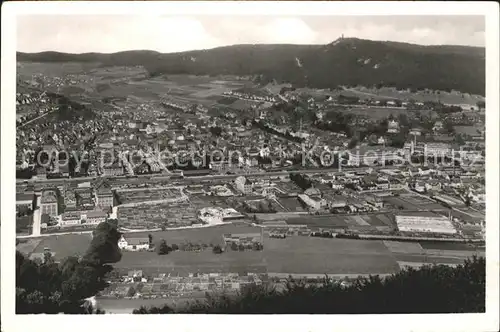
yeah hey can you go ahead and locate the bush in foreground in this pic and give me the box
[133,256,485,314]
[16,221,121,314]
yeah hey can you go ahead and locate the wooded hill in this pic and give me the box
[18,38,485,95]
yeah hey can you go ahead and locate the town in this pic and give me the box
[13,28,488,313]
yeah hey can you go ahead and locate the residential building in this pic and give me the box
[366,195,384,209]
[413,181,426,193]
[234,176,253,195]
[375,179,390,190]
[103,164,124,176]
[409,128,422,136]
[432,121,444,132]
[118,236,150,251]
[387,120,400,134]
[63,190,77,209]
[298,194,327,210]
[95,187,114,209]
[83,210,107,226]
[347,148,400,166]
[425,143,451,156]
[389,180,407,190]
[60,212,81,227]
[40,190,58,217]
[16,193,34,212]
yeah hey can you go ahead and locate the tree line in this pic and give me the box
[16,220,122,314]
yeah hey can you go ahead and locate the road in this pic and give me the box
[17,108,57,128]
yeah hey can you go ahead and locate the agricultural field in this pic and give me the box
[418,241,484,251]
[17,62,98,78]
[115,234,403,276]
[284,213,396,230]
[341,107,437,120]
[30,234,93,260]
[285,215,349,229]
[17,63,260,109]
[385,194,445,212]
[114,250,266,275]
[277,197,305,212]
[264,237,400,275]
[341,87,484,105]
[382,239,482,269]
[16,238,43,256]
[383,241,424,254]
[453,125,484,137]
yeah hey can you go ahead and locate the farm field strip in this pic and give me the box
[383,241,424,254]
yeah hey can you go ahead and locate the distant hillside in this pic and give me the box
[17,38,485,95]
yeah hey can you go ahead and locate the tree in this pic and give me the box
[455,134,465,146]
[148,234,153,249]
[157,239,171,255]
[43,251,55,265]
[347,137,358,149]
[230,242,238,251]
[127,286,136,298]
[212,245,223,254]
[85,221,122,265]
[133,304,174,314]
[41,213,51,224]
[16,220,122,314]
[252,242,263,251]
[210,126,222,137]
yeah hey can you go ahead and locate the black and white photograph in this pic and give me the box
[1,1,499,332]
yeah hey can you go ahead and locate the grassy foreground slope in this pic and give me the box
[133,256,485,314]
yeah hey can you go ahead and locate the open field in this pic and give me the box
[418,241,484,251]
[341,107,437,120]
[130,223,260,247]
[283,213,396,230]
[264,237,400,275]
[96,297,202,314]
[383,241,424,254]
[385,195,445,212]
[393,254,469,265]
[285,215,349,229]
[115,236,402,276]
[16,238,43,255]
[17,63,257,108]
[278,197,305,212]
[114,250,266,275]
[30,234,93,260]
[342,87,484,104]
[17,62,99,77]
[15,225,480,277]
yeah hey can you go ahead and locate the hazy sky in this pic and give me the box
[17,15,485,53]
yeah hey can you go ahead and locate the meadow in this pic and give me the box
[342,87,484,104]
[30,234,93,260]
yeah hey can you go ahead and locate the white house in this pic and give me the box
[234,176,253,195]
[387,120,400,133]
[298,194,327,210]
[118,236,150,251]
